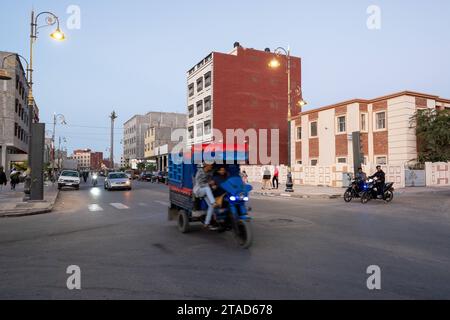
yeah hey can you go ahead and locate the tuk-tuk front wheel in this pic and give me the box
[234,220,253,249]
[177,210,190,233]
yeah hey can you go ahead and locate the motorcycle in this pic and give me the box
[360,178,394,204]
[172,175,253,249]
[92,174,98,187]
[343,178,364,202]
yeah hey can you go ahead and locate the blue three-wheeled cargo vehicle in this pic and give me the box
[167,144,253,249]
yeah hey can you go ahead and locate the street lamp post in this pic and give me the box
[0,10,65,200]
[52,113,67,170]
[269,46,307,192]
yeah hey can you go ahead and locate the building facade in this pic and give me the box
[90,152,103,171]
[290,91,450,167]
[186,43,302,165]
[123,112,186,163]
[72,149,91,171]
[0,52,36,177]
[72,149,104,171]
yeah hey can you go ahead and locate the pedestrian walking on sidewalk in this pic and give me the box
[10,168,20,190]
[272,166,279,189]
[262,167,271,190]
[241,170,248,184]
[0,167,7,191]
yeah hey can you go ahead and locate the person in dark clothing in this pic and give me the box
[0,167,7,190]
[211,166,228,198]
[10,170,20,190]
[369,166,385,198]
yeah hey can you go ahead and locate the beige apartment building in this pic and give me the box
[290,91,450,167]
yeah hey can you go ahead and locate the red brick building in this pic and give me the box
[187,43,302,165]
[90,152,103,171]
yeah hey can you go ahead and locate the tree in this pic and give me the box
[412,109,450,163]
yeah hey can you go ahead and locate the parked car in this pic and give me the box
[105,172,132,191]
[140,172,153,182]
[155,171,168,184]
[58,170,81,190]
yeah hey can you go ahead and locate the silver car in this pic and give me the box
[104,172,132,191]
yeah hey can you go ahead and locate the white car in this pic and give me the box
[104,172,132,191]
[58,170,81,190]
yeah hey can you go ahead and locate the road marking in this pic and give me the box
[88,204,103,212]
[110,203,130,210]
[138,202,148,207]
[154,200,170,207]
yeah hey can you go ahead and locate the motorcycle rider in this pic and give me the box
[355,167,367,190]
[369,166,385,199]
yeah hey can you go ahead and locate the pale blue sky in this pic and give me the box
[1,0,449,161]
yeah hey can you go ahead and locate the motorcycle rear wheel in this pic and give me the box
[384,190,394,203]
[234,220,253,249]
[344,190,353,202]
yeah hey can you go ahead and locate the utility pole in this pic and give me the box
[110,111,117,170]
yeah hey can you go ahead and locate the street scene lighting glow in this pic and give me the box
[268,58,281,68]
[50,28,65,41]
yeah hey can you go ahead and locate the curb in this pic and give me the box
[252,191,342,199]
[0,189,59,218]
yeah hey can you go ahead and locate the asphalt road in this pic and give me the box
[0,178,449,299]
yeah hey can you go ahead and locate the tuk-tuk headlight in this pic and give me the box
[229,196,237,202]
[243,196,249,202]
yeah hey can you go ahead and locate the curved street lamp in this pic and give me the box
[268,46,307,192]
[52,113,67,169]
[0,54,30,81]
[0,10,65,200]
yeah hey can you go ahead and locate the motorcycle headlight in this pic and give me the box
[93,175,98,179]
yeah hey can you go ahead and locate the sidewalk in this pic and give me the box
[249,182,343,199]
[0,183,59,218]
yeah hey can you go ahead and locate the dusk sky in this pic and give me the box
[2,0,449,161]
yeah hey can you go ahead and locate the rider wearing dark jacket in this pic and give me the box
[369,166,385,197]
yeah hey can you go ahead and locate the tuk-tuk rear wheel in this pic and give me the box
[177,210,190,233]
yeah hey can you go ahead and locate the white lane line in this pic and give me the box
[154,200,170,207]
[110,203,130,210]
[88,204,103,212]
[138,202,148,207]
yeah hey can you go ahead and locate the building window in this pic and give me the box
[204,71,211,87]
[337,157,347,164]
[360,113,367,131]
[310,159,318,166]
[310,121,318,137]
[297,161,303,165]
[196,100,203,115]
[204,120,211,135]
[296,126,302,140]
[197,77,203,92]
[204,96,211,111]
[375,156,387,165]
[188,105,194,118]
[15,99,18,113]
[188,83,194,97]
[188,126,194,139]
[376,112,386,130]
[337,116,346,133]
[196,123,203,137]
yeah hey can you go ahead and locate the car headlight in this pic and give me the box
[126,180,131,185]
